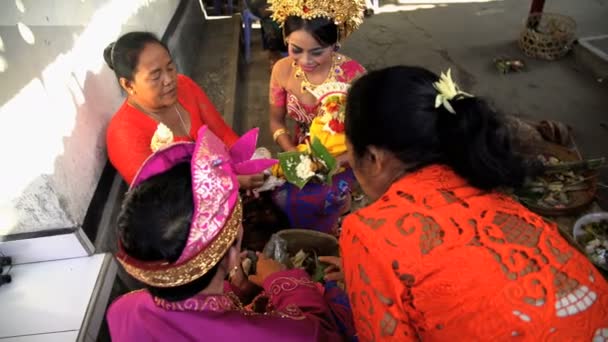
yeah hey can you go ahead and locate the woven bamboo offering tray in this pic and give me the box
[519,13,576,61]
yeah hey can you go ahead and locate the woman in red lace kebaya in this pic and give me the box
[104,32,262,189]
[335,66,608,341]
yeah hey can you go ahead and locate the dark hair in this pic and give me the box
[103,31,169,81]
[346,66,533,190]
[241,192,290,252]
[117,162,220,302]
[284,16,339,47]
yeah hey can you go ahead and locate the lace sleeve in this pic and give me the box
[269,62,287,107]
[340,59,367,83]
[341,215,420,341]
[106,114,154,185]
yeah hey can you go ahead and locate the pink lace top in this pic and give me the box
[270,55,366,143]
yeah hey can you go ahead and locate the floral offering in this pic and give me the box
[275,138,337,189]
[150,123,174,152]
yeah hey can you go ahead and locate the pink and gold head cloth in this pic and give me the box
[116,126,277,288]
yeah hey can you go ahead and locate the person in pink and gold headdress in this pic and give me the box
[106,126,344,341]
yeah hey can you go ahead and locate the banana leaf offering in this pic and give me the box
[262,234,327,283]
[516,154,605,213]
[494,57,525,74]
[581,220,608,269]
[277,137,338,189]
[290,249,327,283]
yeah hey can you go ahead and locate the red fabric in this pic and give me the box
[269,56,366,144]
[340,164,608,341]
[106,74,238,185]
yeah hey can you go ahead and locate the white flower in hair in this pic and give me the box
[433,68,473,114]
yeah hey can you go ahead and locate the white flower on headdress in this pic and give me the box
[433,68,473,114]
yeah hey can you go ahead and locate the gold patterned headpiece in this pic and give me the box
[116,126,277,288]
[269,0,366,40]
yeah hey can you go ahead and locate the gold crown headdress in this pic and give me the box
[269,0,366,40]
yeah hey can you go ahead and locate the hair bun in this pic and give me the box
[103,42,116,70]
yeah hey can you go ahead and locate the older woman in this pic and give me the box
[104,31,262,189]
[334,66,608,340]
[107,126,343,341]
[267,0,367,234]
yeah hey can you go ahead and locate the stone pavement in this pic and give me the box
[237,0,608,207]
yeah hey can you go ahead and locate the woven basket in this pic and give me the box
[518,13,576,60]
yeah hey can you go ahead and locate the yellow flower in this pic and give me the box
[433,68,473,114]
[325,101,341,114]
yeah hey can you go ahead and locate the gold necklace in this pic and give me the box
[131,102,192,140]
[293,54,343,94]
[173,105,191,139]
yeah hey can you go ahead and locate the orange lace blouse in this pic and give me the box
[340,164,608,341]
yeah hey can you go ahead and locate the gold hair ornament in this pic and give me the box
[269,0,366,40]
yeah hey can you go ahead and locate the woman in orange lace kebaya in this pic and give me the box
[338,66,608,341]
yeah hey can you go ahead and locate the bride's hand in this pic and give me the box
[237,174,266,190]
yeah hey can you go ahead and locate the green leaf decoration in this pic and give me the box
[312,258,327,283]
[278,151,312,189]
[310,137,338,186]
[277,137,339,189]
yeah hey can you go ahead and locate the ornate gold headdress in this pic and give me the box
[269,0,366,40]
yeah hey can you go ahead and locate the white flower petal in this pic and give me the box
[443,100,456,114]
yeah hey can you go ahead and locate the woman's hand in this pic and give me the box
[237,173,266,190]
[229,251,250,289]
[335,153,350,168]
[318,256,344,282]
[248,253,286,287]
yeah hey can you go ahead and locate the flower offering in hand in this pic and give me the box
[150,123,174,152]
[319,93,347,134]
[307,82,351,157]
[277,138,337,189]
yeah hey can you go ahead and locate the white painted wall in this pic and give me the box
[0,0,182,235]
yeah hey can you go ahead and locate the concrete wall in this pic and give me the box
[0,0,185,235]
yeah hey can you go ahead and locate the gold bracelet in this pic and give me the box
[272,128,288,143]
